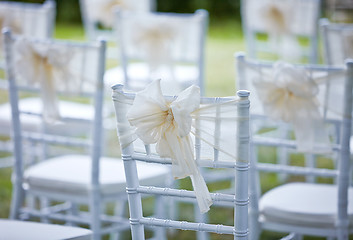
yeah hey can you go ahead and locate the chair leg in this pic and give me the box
[9,182,24,220]
[40,197,50,223]
[66,202,79,226]
[110,200,127,240]
[90,192,102,240]
[154,195,166,240]
[194,205,209,240]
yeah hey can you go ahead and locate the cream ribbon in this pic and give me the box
[253,62,331,153]
[261,3,302,62]
[0,10,22,56]
[127,79,213,213]
[262,3,288,35]
[14,40,73,123]
[132,22,176,72]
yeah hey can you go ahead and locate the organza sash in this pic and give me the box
[132,21,177,74]
[14,39,74,123]
[115,80,243,213]
[253,62,333,153]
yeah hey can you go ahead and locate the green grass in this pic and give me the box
[0,20,335,240]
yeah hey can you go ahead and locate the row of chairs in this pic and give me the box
[3,27,353,239]
[1,0,353,240]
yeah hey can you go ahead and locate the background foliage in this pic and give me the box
[6,0,242,24]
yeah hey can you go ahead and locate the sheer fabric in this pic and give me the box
[239,60,346,153]
[323,23,353,66]
[245,0,317,36]
[113,80,243,213]
[243,0,319,63]
[10,36,102,122]
[0,1,54,38]
[120,12,203,64]
[84,0,151,28]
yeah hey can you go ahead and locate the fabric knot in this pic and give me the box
[165,108,174,123]
[14,39,73,123]
[127,79,213,213]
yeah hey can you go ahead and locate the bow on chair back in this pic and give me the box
[112,79,250,239]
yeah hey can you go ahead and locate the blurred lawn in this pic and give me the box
[0,20,330,240]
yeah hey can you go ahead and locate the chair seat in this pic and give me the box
[0,219,92,240]
[259,182,353,228]
[0,98,95,136]
[25,154,170,196]
[104,63,199,95]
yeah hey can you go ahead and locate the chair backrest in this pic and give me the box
[3,29,106,186]
[241,0,321,63]
[236,52,353,231]
[79,0,155,41]
[116,9,208,95]
[320,18,353,66]
[0,0,56,39]
[112,80,250,239]
[0,0,56,89]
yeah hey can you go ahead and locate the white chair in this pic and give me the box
[0,219,92,240]
[241,0,321,63]
[105,9,208,96]
[0,0,56,167]
[321,18,353,66]
[236,52,353,239]
[112,79,250,239]
[4,29,169,240]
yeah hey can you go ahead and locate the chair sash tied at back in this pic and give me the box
[127,79,212,213]
[14,39,74,123]
[253,62,332,153]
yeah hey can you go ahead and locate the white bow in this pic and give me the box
[132,22,176,72]
[127,80,212,213]
[14,40,73,123]
[254,62,331,152]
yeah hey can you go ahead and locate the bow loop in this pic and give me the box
[254,62,331,153]
[127,79,212,213]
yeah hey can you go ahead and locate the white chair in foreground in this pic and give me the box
[241,0,321,63]
[0,0,56,167]
[236,53,353,239]
[112,80,250,239]
[105,9,208,96]
[4,29,169,240]
[0,219,92,240]
[320,18,353,66]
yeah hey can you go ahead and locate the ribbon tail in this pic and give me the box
[163,133,213,213]
[293,109,331,153]
[40,65,61,123]
[190,173,213,213]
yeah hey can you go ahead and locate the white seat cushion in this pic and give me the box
[260,182,353,228]
[25,154,170,196]
[0,219,92,240]
[0,98,95,136]
[104,63,199,95]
